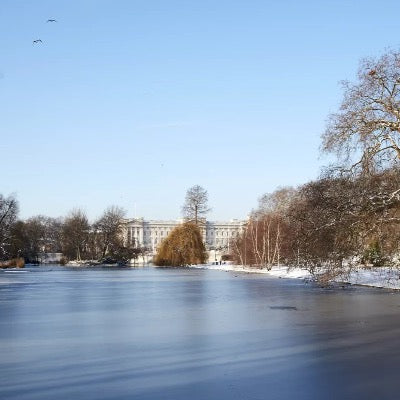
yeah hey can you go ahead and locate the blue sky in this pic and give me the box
[1,0,400,221]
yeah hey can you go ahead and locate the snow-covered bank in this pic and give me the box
[343,268,400,290]
[190,264,311,279]
[190,264,400,290]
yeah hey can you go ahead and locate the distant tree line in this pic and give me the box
[0,200,146,264]
[233,49,400,277]
[0,184,211,266]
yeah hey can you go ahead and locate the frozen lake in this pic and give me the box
[1,265,400,399]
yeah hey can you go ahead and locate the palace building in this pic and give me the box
[123,218,246,252]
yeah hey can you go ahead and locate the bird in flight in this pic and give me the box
[47,19,57,23]
[33,39,43,44]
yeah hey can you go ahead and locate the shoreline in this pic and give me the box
[190,264,400,291]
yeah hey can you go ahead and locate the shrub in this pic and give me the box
[0,257,25,268]
[362,241,386,267]
[59,257,67,266]
[154,222,207,266]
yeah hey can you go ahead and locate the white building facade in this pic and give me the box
[123,218,246,252]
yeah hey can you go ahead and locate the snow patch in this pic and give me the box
[191,264,400,290]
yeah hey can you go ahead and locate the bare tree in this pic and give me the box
[62,209,90,261]
[231,188,295,269]
[44,217,63,253]
[23,217,48,262]
[257,187,296,216]
[0,194,18,260]
[233,211,288,269]
[182,185,210,225]
[94,206,126,259]
[322,50,400,173]
[9,216,63,262]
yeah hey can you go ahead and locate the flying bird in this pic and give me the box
[47,19,57,23]
[33,39,43,44]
